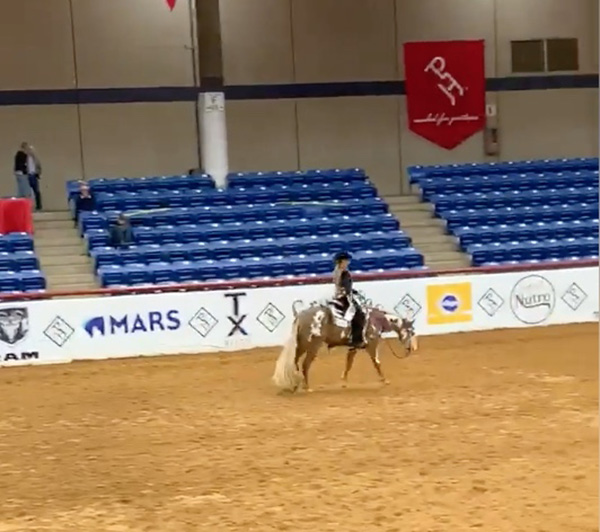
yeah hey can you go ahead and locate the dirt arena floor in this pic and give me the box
[0,323,597,532]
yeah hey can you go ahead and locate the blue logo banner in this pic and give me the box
[84,310,181,337]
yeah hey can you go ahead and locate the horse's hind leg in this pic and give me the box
[341,348,357,387]
[301,342,320,392]
[291,343,306,392]
[294,340,305,372]
[367,342,389,385]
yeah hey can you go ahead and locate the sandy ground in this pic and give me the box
[0,323,597,532]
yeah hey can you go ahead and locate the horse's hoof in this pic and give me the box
[381,379,390,386]
[306,388,314,393]
[341,381,347,388]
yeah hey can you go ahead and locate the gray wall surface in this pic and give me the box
[0,0,597,209]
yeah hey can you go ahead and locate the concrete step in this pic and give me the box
[34,220,75,231]
[47,283,99,292]
[42,263,94,275]
[33,237,87,250]
[397,213,435,225]
[401,218,446,230]
[34,232,82,244]
[384,195,421,206]
[33,211,71,222]
[427,257,472,270]
[414,240,459,253]
[395,206,430,216]
[46,273,96,285]
[425,250,467,262]
[38,254,90,266]
[30,210,99,291]
[389,203,432,213]
[410,233,456,245]
[427,253,472,265]
[427,261,468,271]
[35,234,84,244]
[402,226,447,238]
[37,244,87,257]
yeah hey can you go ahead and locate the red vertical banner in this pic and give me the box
[403,40,486,150]
[165,0,177,10]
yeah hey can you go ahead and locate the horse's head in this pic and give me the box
[384,314,418,354]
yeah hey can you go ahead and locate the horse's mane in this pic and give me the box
[367,307,394,333]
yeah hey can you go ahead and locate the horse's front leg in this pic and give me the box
[341,348,357,387]
[367,342,390,385]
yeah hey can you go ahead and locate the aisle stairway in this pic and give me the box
[33,211,97,291]
[384,194,471,270]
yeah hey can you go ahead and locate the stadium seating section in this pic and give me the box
[67,169,424,287]
[409,157,599,266]
[62,158,598,289]
[0,233,46,293]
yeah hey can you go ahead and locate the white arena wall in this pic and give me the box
[0,263,596,367]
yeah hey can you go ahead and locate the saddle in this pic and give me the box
[326,299,356,328]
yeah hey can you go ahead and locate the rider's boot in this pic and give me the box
[349,322,366,349]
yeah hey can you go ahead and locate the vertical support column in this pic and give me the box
[195,0,228,188]
[486,0,501,161]
[199,93,228,189]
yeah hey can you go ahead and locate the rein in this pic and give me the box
[385,338,406,360]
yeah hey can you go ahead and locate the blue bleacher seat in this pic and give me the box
[444,204,599,231]
[0,231,44,293]
[84,213,400,251]
[66,173,215,199]
[407,157,598,267]
[19,270,46,291]
[96,245,426,287]
[409,158,598,183]
[0,272,21,292]
[455,219,599,248]
[78,158,599,287]
[91,181,378,212]
[469,237,599,266]
[90,231,412,270]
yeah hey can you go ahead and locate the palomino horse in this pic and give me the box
[272,302,418,393]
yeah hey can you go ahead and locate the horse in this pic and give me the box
[272,300,418,393]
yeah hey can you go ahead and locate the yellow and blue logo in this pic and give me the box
[426,282,473,325]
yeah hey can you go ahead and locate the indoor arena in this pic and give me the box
[0,323,596,531]
[0,0,598,531]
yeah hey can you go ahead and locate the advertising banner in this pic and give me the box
[0,266,596,366]
[403,40,486,149]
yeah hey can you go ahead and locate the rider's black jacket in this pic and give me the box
[333,267,359,305]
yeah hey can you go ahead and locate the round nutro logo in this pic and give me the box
[510,275,555,324]
[440,294,459,313]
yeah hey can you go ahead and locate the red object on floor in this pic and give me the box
[0,198,33,234]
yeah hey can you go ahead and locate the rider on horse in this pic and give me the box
[333,251,366,349]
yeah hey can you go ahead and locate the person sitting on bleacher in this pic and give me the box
[109,213,133,248]
[73,181,96,225]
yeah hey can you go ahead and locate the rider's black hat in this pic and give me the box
[333,251,352,263]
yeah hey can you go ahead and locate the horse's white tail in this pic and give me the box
[272,319,300,391]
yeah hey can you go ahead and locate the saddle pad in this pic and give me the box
[333,317,350,328]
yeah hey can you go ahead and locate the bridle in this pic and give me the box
[390,321,415,359]
[369,308,414,359]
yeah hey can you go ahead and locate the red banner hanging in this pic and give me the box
[403,40,485,150]
[165,0,177,10]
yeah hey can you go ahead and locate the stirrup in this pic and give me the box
[349,339,366,349]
